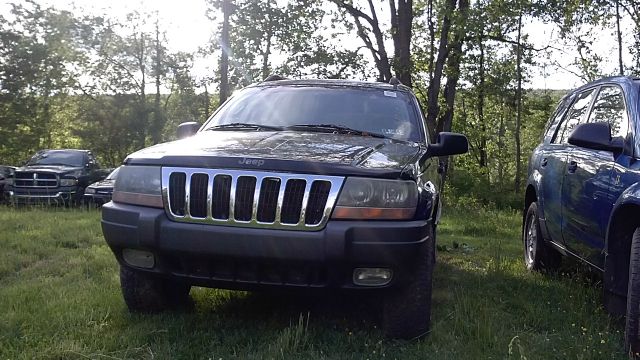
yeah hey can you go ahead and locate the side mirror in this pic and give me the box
[423,132,469,162]
[568,122,623,153]
[177,122,200,139]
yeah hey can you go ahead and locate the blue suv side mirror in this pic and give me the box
[568,122,623,153]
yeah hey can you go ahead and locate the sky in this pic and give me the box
[0,0,634,90]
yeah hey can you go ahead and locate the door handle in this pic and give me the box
[568,160,578,173]
[541,158,548,167]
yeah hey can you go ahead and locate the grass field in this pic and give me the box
[0,205,628,359]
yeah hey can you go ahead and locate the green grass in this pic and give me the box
[0,205,628,359]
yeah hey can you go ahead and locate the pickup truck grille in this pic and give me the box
[162,167,344,231]
[14,172,58,188]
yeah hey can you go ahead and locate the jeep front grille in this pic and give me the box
[14,171,58,188]
[161,167,344,231]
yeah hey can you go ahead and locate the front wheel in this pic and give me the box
[120,266,191,313]
[523,202,561,272]
[382,226,434,339]
[625,228,640,358]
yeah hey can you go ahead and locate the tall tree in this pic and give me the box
[219,0,231,104]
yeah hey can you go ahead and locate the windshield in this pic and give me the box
[26,151,85,167]
[106,167,121,180]
[202,85,423,142]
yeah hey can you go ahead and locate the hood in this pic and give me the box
[125,131,423,178]
[15,165,84,176]
[88,179,114,189]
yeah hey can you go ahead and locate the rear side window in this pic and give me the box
[588,85,629,139]
[553,89,596,144]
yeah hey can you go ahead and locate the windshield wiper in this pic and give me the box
[285,124,388,139]
[205,123,283,132]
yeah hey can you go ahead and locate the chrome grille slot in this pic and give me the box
[281,179,306,224]
[234,176,257,221]
[189,173,208,218]
[212,175,231,219]
[256,178,280,222]
[169,172,186,216]
[306,181,332,225]
[162,167,344,231]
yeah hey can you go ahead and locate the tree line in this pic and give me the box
[1,0,638,207]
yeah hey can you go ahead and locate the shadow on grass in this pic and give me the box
[114,257,628,359]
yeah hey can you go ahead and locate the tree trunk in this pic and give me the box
[389,0,413,87]
[436,0,469,182]
[616,0,624,75]
[219,0,231,104]
[478,37,487,168]
[153,20,163,144]
[262,0,273,80]
[203,82,210,117]
[425,0,456,141]
[137,32,147,148]
[515,11,523,193]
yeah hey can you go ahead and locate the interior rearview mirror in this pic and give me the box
[568,122,623,153]
[177,122,200,139]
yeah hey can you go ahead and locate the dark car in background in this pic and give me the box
[6,149,106,205]
[0,165,15,203]
[101,78,469,339]
[523,76,640,356]
[84,166,120,205]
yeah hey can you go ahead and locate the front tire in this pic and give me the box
[523,202,561,272]
[382,226,434,339]
[120,266,191,313]
[625,228,640,358]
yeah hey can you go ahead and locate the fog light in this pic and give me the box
[122,249,155,269]
[353,268,393,286]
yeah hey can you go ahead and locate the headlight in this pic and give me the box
[60,178,78,186]
[332,178,418,220]
[112,166,162,208]
[85,187,96,194]
[6,178,13,186]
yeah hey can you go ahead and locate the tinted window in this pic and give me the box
[588,86,628,138]
[26,151,86,167]
[554,89,595,144]
[544,96,572,143]
[202,86,422,142]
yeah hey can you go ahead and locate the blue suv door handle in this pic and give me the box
[541,158,548,167]
[568,160,578,173]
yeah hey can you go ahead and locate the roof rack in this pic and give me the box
[263,74,288,82]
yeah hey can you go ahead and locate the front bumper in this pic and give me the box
[84,193,113,204]
[8,187,78,204]
[102,201,432,291]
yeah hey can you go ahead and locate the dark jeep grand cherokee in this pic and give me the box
[102,79,468,339]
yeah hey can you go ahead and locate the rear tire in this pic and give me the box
[382,225,434,339]
[625,228,640,358]
[120,266,191,313]
[523,202,561,272]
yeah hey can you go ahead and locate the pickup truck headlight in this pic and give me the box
[332,178,418,220]
[60,178,78,186]
[5,178,13,186]
[112,166,163,208]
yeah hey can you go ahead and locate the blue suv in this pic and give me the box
[524,76,640,356]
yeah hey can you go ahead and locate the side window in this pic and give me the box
[544,96,572,144]
[553,89,596,144]
[588,85,629,139]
